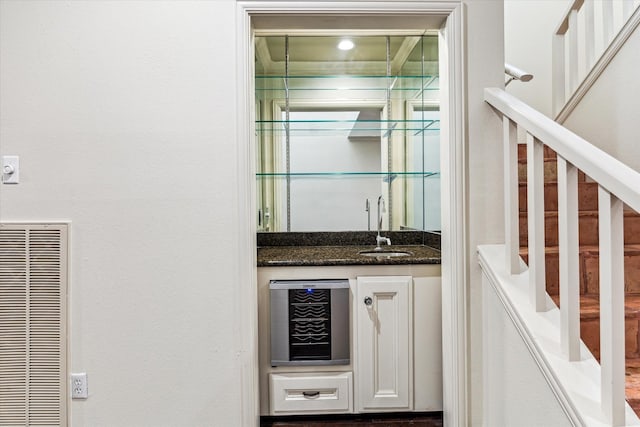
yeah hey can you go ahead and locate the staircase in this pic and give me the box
[517,143,640,414]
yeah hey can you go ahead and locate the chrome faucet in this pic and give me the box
[375,195,391,250]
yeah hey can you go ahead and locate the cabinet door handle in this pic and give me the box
[364,296,373,306]
[302,391,320,399]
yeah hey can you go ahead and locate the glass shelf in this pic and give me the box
[255,75,439,101]
[255,35,441,233]
[256,172,440,178]
[255,119,440,135]
[256,74,438,88]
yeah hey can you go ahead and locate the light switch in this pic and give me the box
[2,156,19,184]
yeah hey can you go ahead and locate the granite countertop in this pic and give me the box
[257,244,441,267]
[256,231,441,267]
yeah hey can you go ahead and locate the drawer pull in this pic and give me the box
[302,391,320,399]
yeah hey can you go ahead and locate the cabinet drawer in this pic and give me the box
[270,372,353,415]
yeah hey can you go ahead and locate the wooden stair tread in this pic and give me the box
[519,210,640,218]
[520,244,640,256]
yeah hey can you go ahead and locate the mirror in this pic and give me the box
[255,35,440,232]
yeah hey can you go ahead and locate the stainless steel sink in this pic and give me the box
[359,249,412,258]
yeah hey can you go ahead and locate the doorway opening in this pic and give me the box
[236,3,466,425]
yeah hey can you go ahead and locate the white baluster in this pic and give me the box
[527,133,546,312]
[568,9,580,93]
[603,0,615,46]
[584,0,596,73]
[558,157,580,361]
[598,186,625,426]
[504,117,520,275]
[553,33,566,116]
[623,0,635,20]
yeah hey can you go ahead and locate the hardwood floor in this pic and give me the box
[260,412,443,427]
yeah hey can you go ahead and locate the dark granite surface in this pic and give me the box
[257,231,441,267]
[258,231,440,249]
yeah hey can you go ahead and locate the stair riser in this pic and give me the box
[518,160,587,183]
[518,143,557,160]
[520,252,565,296]
[521,249,640,296]
[519,182,599,212]
[583,252,640,295]
[580,316,640,360]
[519,213,640,246]
[520,215,598,247]
[521,253,564,295]
[518,161,559,182]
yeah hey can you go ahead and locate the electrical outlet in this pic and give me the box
[71,373,88,399]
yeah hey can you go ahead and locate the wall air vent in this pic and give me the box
[0,223,68,427]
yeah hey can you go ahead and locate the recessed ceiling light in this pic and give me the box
[338,39,354,51]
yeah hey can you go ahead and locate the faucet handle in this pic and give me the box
[376,235,391,246]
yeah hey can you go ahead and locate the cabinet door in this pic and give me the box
[356,276,412,411]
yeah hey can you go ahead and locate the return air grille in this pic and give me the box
[0,223,68,427]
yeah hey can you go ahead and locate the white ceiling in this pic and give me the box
[256,35,439,75]
[253,12,442,75]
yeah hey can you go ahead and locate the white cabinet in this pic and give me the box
[270,372,353,414]
[355,275,412,412]
[257,265,441,416]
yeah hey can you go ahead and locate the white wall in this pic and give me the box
[563,24,640,173]
[0,1,245,426]
[463,1,506,425]
[505,0,640,171]
[0,1,511,425]
[482,275,573,427]
[504,0,571,117]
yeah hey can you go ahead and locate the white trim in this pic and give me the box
[485,87,640,426]
[479,244,640,427]
[555,5,640,123]
[438,6,467,427]
[242,1,463,15]
[237,2,466,425]
[254,29,434,36]
[236,4,260,427]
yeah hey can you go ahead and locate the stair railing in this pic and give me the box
[485,87,640,426]
[553,0,640,119]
